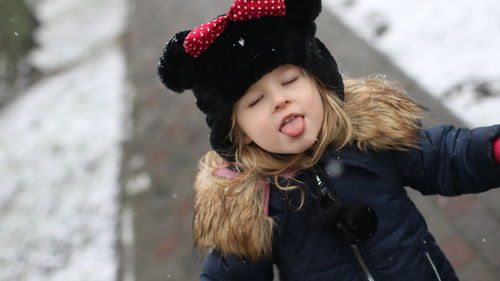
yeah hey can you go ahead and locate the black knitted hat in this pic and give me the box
[158,0,344,160]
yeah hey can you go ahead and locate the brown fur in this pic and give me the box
[344,79,425,152]
[192,79,425,260]
[193,154,275,260]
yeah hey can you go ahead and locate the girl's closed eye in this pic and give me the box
[248,95,263,107]
[282,76,298,86]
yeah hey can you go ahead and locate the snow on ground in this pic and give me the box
[0,0,129,280]
[0,47,126,281]
[324,0,500,127]
[28,0,128,73]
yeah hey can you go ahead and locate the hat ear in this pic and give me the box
[285,0,322,21]
[157,30,198,93]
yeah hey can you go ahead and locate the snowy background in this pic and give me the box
[0,0,499,280]
[0,0,129,280]
[324,0,500,127]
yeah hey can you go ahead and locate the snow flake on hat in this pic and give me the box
[183,0,286,57]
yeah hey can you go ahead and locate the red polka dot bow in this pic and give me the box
[183,0,287,58]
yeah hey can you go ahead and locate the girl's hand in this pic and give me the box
[494,137,500,164]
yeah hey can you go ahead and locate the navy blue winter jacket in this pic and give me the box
[200,125,500,281]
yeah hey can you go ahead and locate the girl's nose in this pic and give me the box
[273,95,291,112]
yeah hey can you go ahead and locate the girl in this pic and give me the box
[157,0,500,280]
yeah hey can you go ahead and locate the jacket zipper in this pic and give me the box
[425,251,442,281]
[313,166,377,280]
[351,244,376,281]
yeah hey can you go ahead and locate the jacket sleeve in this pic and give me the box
[200,252,274,281]
[394,124,500,196]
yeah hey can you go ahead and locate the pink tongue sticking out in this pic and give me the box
[280,117,305,137]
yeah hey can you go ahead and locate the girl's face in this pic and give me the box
[234,64,324,154]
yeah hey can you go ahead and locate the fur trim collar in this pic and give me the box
[193,164,275,260]
[344,79,424,152]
